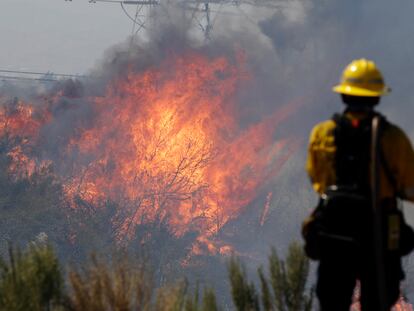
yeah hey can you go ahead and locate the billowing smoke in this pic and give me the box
[256,0,414,299]
[0,3,305,263]
[258,0,414,129]
[1,0,414,302]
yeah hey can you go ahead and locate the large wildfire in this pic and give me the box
[0,49,301,255]
[1,44,413,309]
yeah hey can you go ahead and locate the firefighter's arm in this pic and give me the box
[306,127,319,192]
[306,121,336,194]
[385,126,414,201]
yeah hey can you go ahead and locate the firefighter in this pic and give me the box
[305,59,414,310]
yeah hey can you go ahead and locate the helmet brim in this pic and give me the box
[333,85,390,97]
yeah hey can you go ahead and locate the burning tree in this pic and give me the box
[0,98,69,259]
[0,47,302,263]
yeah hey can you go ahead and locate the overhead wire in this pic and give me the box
[0,69,100,84]
[0,75,59,83]
[0,69,87,79]
[2,0,280,84]
[121,2,148,26]
[91,0,147,3]
[128,3,140,49]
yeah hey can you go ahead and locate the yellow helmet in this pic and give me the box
[333,58,390,97]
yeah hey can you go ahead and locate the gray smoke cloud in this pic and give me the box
[253,0,414,297]
[257,0,414,130]
[2,0,414,301]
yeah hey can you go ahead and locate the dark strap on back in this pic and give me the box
[332,112,399,197]
[333,112,372,192]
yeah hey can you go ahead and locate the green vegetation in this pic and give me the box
[0,244,63,311]
[228,242,313,311]
[0,242,312,311]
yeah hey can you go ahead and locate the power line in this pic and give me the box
[0,69,87,79]
[0,75,59,83]
[0,68,97,84]
[90,0,158,5]
[120,2,149,26]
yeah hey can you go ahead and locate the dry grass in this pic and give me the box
[66,255,219,311]
[0,242,312,311]
[67,255,152,311]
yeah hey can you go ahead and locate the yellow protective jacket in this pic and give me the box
[306,111,414,201]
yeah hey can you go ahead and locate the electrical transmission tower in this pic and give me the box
[83,0,286,40]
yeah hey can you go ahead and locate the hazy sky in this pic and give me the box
[0,0,136,74]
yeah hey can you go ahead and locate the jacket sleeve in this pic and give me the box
[306,126,318,186]
[383,125,414,202]
[306,121,336,194]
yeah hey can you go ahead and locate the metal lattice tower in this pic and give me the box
[77,0,286,40]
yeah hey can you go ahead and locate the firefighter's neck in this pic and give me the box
[344,105,376,119]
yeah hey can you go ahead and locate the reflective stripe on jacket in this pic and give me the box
[306,112,414,201]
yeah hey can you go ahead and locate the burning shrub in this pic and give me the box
[0,126,68,259]
[0,48,301,259]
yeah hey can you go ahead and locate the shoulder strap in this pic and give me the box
[370,114,388,311]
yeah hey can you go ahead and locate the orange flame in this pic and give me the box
[351,282,413,310]
[65,52,301,245]
[0,98,50,178]
[0,50,302,253]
